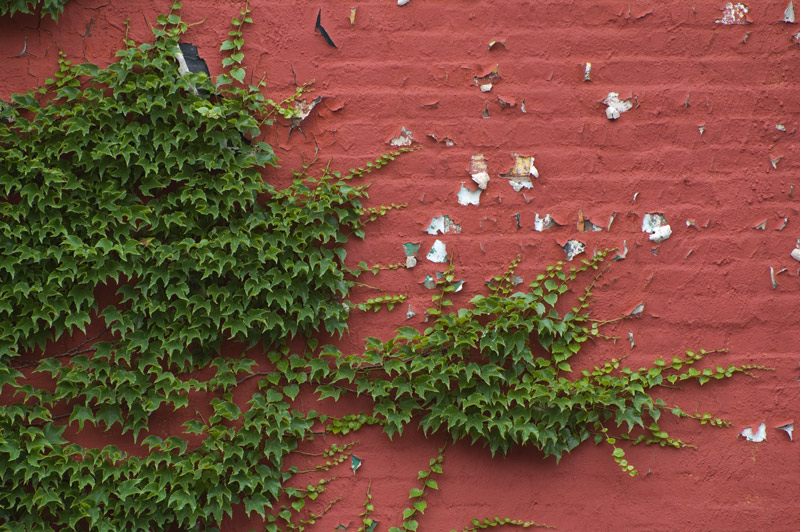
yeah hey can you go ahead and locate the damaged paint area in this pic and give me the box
[534,213,559,232]
[290,96,323,134]
[578,211,603,232]
[425,215,461,235]
[791,240,800,262]
[740,422,766,442]
[642,213,672,243]
[458,183,482,206]
[427,133,455,146]
[715,2,750,25]
[470,154,490,190]
[175,43,211,95]
[474,64,500,93]
[776,420,794,441]
[406,304,416,320]
[785,2,796,23]
[403,242,420,268]
[602,92,632,120]
[560,239,586,261]
[612,240,628,261]
[426,240,448,263]
[499,154,539,192]
[583,62,592,81]
[388,126,414,147]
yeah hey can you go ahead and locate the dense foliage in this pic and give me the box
[0,0,69,19]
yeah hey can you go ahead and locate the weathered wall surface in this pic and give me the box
[2,1,799,531]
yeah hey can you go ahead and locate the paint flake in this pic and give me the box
[428,133,455,146]
[740,422,766,442]
[403,242,420,268]
[388,126,414,147]
[602,92,633,120]
[583,62,592,82]
[628,331,635,349]
[642,213,672,243]
[629,303,645,317]
[497,95,516,109]
[488,40,507,50]
[612,240,628,262]
[290,97,323,132]
[785,2,796,23]
[426,240,448,263]
[470,154,490,190]
[716,3,750,24]
[776,420,794,441]
[578,211,603,232]
[500,154,539,192]
[406,304,416,320]
[474,64,501,87]
[777,124,787,132]
[753,219,767,230]
[425,215,461,235]
[534,213,557,232]
[791,240,800,262]
[350,7,357,24]
[560,239,586,261]
[770,266,778,289]
[458,183,482,206]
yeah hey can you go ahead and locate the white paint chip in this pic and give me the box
[776,421,794,441]
[425,215,461,235]
[534,213,556,232]
[426,240,448,263]
[457,183,482,206]
[602,92,632,120]
[470,154,490,190]
[561,239,585,261]
[716,2,749,25]
[785,2,796,23]
[740,422,766,442]
[583,62,592,81]
[642,213,672,243]
[388,126,414,147]
[500,154,539,192]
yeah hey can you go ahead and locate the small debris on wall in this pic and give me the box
[403,242,420,268]
[388,126,414,147]
[470,154,490,190]
[583,62,592,81]
[775,420,794,441]
[784,2,796,23]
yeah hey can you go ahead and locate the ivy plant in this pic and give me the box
[0,3,410,530]
[0,0,69,19]
[315,251,767,475]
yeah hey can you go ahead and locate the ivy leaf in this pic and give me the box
[230,67,246,83]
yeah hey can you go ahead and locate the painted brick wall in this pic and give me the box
[2,1,799,530]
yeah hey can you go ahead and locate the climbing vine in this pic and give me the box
[0,1,768,531]
[0,0,69,19]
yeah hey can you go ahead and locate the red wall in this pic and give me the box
[2,1,799,530]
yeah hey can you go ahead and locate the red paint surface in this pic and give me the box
[2,1,800,530]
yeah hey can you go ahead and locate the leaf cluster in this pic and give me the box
[0,0,69,19]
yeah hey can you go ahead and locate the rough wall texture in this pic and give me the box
[2,1,799,531]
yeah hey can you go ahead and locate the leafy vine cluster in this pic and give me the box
[0,2,766,531]
[0,0,69,19]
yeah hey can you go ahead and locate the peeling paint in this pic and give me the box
[423,274,437,290]
[520,100,527,114]
[480,83,493,93]
[791,240,800,262]
[425,215,461,235]
[426,240,448,263]
[607,212,617,231]
[770,266,778,289]
[534,213,558,232]
[474,64,501,87]
[470,154,490,190]
[686,219,697,229]
[497,95,516,109]
[629,302,645,317]
[482,101,490,119]
[753,219,767,230]
[698,124,705,135]
[715,2,750,25]
[769,155,782,170]
[776,420,794,441]
[488,40,507,50]
[427,133,455,146]
[785,2,796,23]
[560,239,586,261]
[776,123,787,132]
[500,154,539,192]
[602,92,632,120]
[349,7,357,25]
[513,213,521,229]
[291,96,323,133]
[740,422,766,442]
[612,240,628,261]
[578,210,603,232]
[458,183,482,206]
[583,62,592,81]
[403,242,420,268]
[628,331,635,349]
[406,304,416,320]
[642,213,672,243]
[398,0,411,5]
[777,217,788,230]
[388,126,414,147]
